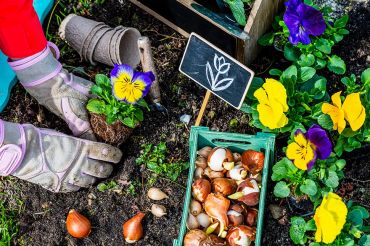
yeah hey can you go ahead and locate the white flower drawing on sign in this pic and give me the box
[206,54,234,92]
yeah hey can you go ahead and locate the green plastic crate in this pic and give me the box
[173,126,275,246]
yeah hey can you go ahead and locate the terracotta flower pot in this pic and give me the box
[90,113,134,145]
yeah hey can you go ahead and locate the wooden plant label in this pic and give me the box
[179,33,254,109]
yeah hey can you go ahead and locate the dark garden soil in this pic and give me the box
[0,0,369,245]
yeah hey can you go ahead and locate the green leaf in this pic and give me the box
[300,179,317,196]
[274,181,291,198]
[281,65,297,95]
[359,235,370,246]
[315,58,327,69]
[90,85,103,96]
[134,109,144,122]
[122,117,135,128]
[290,217,307,244]
[97,183,108,192]
[318,114,334,130]
[136,99,149,109]
[305,219,317,231]
[315,38,332,54]
[351,206,370,219]
[284,43,300,62]
[328,55,346,74]
[325,170,339,188]
[334,14,349,28]
[299,67,316,82]
[334,33,344,43]
[258,32,275,46]
[338,29,350,35]
[348,208,365,227]
[298,54,315,67]
[225,0,246,26]
[335,159,346,170]
[95,74,110,86]
[361,68,370,85]
[272,158,296,181]
[269,68,283,76]
[86,99,106,114]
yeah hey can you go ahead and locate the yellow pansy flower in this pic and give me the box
[286,130,316,170]
[314,192,348,244]
[322,92,366,133]
[254,79,289,130]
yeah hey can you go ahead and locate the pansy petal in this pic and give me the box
[314,206,323,242]
[257,104,277,129]
[254,87,269,105]
[132,71,155,98]
[331,91,342,108]
[342,93,366,131]
[299,4,326,36]
[294,130,307,146]
[276,113,289,128]
[306,151,317,170]
[306,125,332,160]
[110,64,134,83]
[286,142,302,161]
[285,0,302,9]
[264,79,289,112]
[297,27,312,44]
[112,77,131,101]
[322,103,346,133]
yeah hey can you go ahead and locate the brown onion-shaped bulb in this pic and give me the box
[212,178,237,196]
[245,208,258,226]
[184,229,208,246]
[227,204,245,227]
[66,209,91,238]
[192,179,211,203]
[226,225,256,246]
[241,150,265,175]
[204,193,230,236]
[123,212,145,243]
[204,167,224,179]
[197,146,213,158]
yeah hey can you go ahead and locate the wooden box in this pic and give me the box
[129,0,283,65]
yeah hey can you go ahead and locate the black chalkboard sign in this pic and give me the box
[179,33,254,109]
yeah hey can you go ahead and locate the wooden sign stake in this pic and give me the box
[195,90,211,126]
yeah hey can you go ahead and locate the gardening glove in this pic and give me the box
[8,42,96,141]
[0,119,122,192]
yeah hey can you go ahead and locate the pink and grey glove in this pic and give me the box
[0,119,122,192]
[8,42,95,140]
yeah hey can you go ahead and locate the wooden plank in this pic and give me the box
[243,0,284,64]
[129,0,190,37]
[129,0,237,56]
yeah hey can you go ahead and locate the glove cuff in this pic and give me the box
[8,42,62,87]
[0,120,27,176]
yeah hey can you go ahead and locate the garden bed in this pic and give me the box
[0,0,369,245]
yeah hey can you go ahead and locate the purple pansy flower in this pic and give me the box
[110,64,154,104]
[284,0,326,45]
[286,125,332,170]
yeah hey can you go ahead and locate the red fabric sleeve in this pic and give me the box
[0,0,47,58]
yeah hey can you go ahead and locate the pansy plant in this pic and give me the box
[289,200,370,245]
[86,64,154,128]
[271,125,347,204]
[258,0,349,75]
[316,68,370,156]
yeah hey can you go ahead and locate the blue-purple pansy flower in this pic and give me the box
[111,64,154,104]
[286,124,332,170]
[283,0,326,45]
